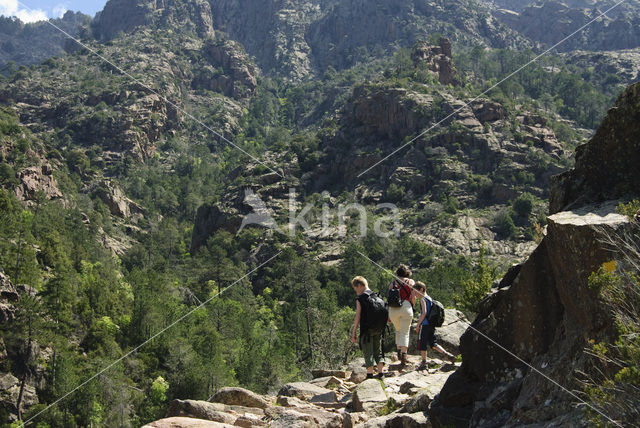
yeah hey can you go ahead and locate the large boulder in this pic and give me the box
[265,405,344,428]
[361,412,430,428]
[408,309,468,355]
[351,379,388,412]
[167,400,237,425]
[142,417,234,428]
[431,203,631,426]
[430,81,640,427]
[209,387,270,409]
[278,382,333,401]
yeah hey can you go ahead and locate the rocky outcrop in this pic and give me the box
[193,39,259,99]
[563,48,640,87]
[431,202,630,427]
[411,38,461,86]
[92,180,145,220]
[0,373,39,421]
[0,12,91,69]
[209,387,271,409]
[14,163,62,202]
[430,82,640,427]
[550,82,640,214]
[347,86,434,143]
[494,0,640,52]
[0,268,18,323]
[94,0,214,40]
[209,0,524,79]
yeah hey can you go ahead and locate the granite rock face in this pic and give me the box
[15,164,62,202]
[431,203,630,427]
[0,268,18,323]
[209,0,524,80]
[0,12,91,69]
[411,38,461,86]
[94,0,215,40]
[430,81,640,427]
[494,0,640,52]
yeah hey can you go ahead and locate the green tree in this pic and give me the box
[455,247,497,315]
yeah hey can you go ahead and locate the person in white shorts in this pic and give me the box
[388,264,415,369]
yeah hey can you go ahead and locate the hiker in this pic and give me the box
[351,276,387,379]
[388,264,415,369]
[413,281,456,370]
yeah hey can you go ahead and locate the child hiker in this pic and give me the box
[351,276,388,379]
[413,281,456,370]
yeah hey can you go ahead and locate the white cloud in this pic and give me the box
[53,4,67,18]
[0,0,49,23]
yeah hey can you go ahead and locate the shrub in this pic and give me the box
[512,192,535,219]
[582,218,640,425]
[455,247,497,314]
[386,183,405,202]
[494,209,517,238]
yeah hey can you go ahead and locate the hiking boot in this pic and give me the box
[417,360,428,371]
[445,352,457,362]
[376,372,384,379]
[366,373,375,379]
[396,350,402,362]
[399,352,407,369]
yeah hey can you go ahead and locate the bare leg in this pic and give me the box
[433,345,455,360]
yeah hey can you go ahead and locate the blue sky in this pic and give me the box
[0,0,107,22]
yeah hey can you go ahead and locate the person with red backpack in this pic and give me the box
[388,265,415,369]
[351,276,388,379]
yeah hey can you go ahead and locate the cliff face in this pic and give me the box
[93,0,215,40]
[0,12,91,70]
[430,83,640,427]
[208,0,524,79]
[494,0,640,52]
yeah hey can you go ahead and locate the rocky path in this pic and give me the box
[143,354,459,428]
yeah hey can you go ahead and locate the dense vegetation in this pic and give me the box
[0,15,630,428]
[454,47,625,130]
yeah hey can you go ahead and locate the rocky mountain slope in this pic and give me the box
[4,0,526,81]
[191,37,570,265]
[209,0,526,79]
[430,82,640,427]
[0,11,91,70]
[563,48,640,87]
[0,0,636,425]
[494,0,640,52]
